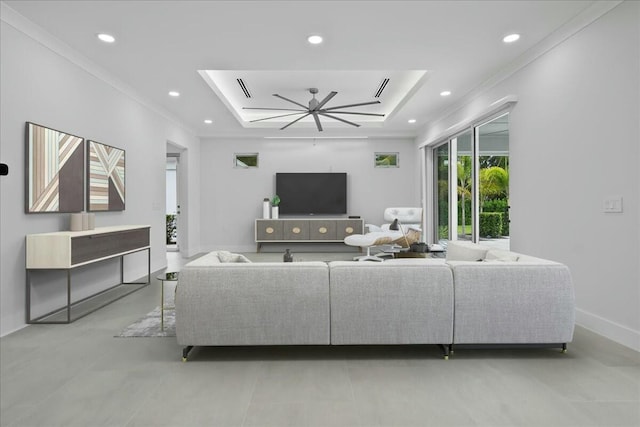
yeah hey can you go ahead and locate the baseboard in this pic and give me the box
[576,308,640,352]
[0,323,29,338]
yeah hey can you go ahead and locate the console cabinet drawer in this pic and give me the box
[337,220,363,239]
[256,220,283,240]
[309,220,337,240]
[71,228,150,265]
[283,220,309,240]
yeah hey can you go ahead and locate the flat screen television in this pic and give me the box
[276,173,347,215]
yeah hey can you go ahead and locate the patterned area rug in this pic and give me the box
[116,307,175,337]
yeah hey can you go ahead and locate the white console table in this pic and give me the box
[26,225,151,324]
[255,218,363,252]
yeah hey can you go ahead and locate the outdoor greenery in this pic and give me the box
[166,214,177,244]
[479,212,503,237]
[439,154,509,239]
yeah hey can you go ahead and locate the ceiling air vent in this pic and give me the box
[374,78,390,98]
[237,78,252,98]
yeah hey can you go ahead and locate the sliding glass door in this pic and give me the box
[432,114,510,249]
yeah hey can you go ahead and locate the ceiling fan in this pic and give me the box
[242,88,385,131]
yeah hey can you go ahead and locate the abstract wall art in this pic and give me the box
[87,140,125,211]
[26,122,85,213]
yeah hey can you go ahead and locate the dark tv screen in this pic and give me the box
[276,173,347,215]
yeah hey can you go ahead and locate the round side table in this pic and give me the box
[157,272,178,330]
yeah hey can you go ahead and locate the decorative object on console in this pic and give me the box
[283,249,293,262]
[262,198,270,219]
[25,122,84,213]
[389,218,399,230]
[0,163,8,175]
[87,140,125,211]
[70,213,83,231]
[271,194,280,219]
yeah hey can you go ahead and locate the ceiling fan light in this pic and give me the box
[307,35,323,45]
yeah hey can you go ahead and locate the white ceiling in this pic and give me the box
[3,0,598,138]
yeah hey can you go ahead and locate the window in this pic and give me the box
[234,153,258,168]
[431,114,510,249]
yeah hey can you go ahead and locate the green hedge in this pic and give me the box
[166,214,177,244]
[479,212,502,237]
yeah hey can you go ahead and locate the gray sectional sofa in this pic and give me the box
[176,244,575,361]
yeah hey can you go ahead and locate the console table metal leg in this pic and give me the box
[147,248,151,283]
[26,269,32,323]
[160,279,165,331]
[67,270,72,323]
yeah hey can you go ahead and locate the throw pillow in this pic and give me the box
[485,249,520,262]
[217,251,252,263]
[445,241,490,261]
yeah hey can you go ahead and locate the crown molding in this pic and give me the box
[0,2,197,137]
[417,0,624,136]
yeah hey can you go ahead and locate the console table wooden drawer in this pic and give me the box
[71,228,149,265]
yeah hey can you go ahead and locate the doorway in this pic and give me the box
[166,154,179,252]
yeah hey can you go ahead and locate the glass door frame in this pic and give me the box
[428,110,510,244]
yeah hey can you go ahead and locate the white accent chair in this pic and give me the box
[344,207,423,261]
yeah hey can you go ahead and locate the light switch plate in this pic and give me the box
[603,196,623,213]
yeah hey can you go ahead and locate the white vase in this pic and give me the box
[263,199,270,219]
[271,206,279,219]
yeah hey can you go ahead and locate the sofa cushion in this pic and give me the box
[446,241,490,261]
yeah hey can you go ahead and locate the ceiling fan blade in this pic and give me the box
[314,91,337,110]
[319,112,361,127]
[312,113,323,132]
[249,112,307,123]
[281,112,311,130]
[323,100,381,111]
[322,111,385,117]
[243,107,307,111]
[273,94,308,109]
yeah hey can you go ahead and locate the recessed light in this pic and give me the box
[97,33,115,43]
[440,91,451,97]
[408,119,417,124]
[307,35,323,45]
[503,33,520,43]
[168,91,180,97]
[204,119,213,124]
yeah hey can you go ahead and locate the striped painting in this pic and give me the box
[26,122,84,213]
[88,140,125,211]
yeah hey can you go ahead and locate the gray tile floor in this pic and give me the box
[1,252,639,427]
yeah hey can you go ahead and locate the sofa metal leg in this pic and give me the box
[561,343,568,354]
[182,345,194,362]
[438,344,450,360]
[449,344,454,355]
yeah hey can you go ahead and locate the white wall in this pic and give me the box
[199,138,420,252]
[0,16,201,336]
[417,2,640,350]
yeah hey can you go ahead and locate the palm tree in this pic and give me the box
[479,166,509,211]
